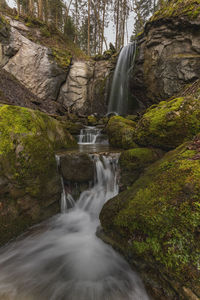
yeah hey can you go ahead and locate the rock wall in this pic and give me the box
[58,59,115,115]
[0,17,115,116]
[1,18,66,101]
[132,14,200,106]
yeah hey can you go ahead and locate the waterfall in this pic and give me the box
[78,126,102,145]
[55,155,75,213]
[108,42,137,115]
[0,154,150,300]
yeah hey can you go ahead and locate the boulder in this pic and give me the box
[100,134,200,299]
[0,104,76,245]
[2,25,66,101]
[60,153,94,183]
[119,147,164,189]
[106,116,138,149]
[135,96,200,150]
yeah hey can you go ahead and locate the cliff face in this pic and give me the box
[58,60,114,115]
[0,15,114,116]
[132,0,200,106]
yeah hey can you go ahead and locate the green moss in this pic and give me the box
[150,0,200,22]
[107,116,138,149]
[135,96,200,149]
[51,47,72,71]
[88,115,97,126]
[0,15,10,42]
[0,105,76,245]
[100,135,200,294]
[119,147,164,188]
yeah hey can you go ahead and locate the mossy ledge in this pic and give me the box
[0,104,76,245]
[100,135,200,299]
[150,0,200,22]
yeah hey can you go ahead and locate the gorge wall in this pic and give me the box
[132,3,200,106]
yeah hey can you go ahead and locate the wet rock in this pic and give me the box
[60,153,94,183]
[0,104,76,246]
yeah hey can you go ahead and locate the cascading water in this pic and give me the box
[108,42,137,115]
[0,153,150,300]
[78,127,102,144]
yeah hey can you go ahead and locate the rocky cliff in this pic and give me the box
[0,15,115,116]
[58,59,114,115]
[132,0,200,106]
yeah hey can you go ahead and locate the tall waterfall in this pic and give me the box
[0,154,150,300]
[108,42,137,115]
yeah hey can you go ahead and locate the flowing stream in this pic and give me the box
[0,153,150,300]
[108,42,137,115]
[78,127,102,145]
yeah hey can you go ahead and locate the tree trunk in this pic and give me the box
[115,0,120,51]
[17,0,20,15]
[29,0,34,16]
[38,0,43,20]
[101,0,106,54]
[88,0,91,56]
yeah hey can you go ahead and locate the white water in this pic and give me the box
[78,127,102,145]
[0,155,150,300]
[55,155,75,213]
[108,42,137,115]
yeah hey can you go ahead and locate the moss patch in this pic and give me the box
[119,147,164,188]
[0,104,76,245]
[106,116,138,149]
[100,134,200,297]
[151,0,200,22]
[135,96,200,150]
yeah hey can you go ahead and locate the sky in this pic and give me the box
[7,0,134,47]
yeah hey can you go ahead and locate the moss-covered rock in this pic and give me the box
[88,115,98,126]
[0,104,76,245]
[151,0,200,22]
[119,147,164,189]
[100,134,200,299]
[135,96,200,150]
[106,116,138,149]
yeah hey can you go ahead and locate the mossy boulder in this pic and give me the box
[135,97,200,150]
[119,147,164,189]
[0,104,76,245]
[107,116,138,149]
[100,135,200,299]
[88,115,98,126]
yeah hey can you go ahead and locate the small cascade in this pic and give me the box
[108,42,137,115]
[76,154,119,217]
[0,152,150,300]
[55,155,75,213]
[78,126,102,144]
